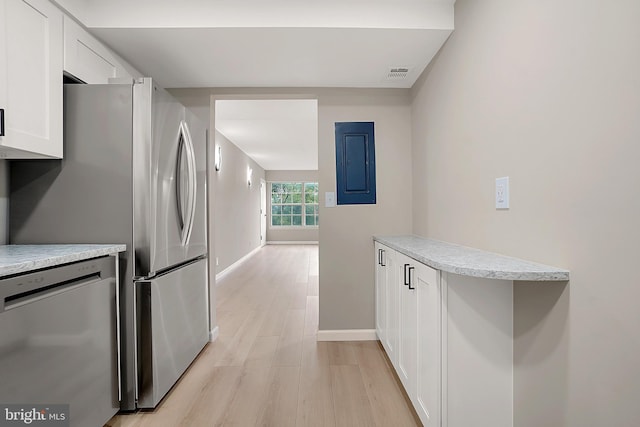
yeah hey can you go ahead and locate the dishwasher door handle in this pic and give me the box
[0,257,114,313]
[3,273,102,312]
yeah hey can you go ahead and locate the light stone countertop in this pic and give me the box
[374,235,569,281]
[0,244,126,278]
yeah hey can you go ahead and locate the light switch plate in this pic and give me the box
[325,192,336,208]
[496,177,509,209]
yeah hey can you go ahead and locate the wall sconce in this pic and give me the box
[214,145,221,171]
[247,166,253,187]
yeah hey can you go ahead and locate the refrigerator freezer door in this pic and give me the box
[136,258,208,408]
[133,79,208,277]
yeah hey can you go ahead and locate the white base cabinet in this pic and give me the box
[0,0,63,159]
[375,242,513,427]
[376,245,441,426]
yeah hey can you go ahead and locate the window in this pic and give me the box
[271,182,318,227]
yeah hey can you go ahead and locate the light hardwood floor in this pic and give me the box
[106,245,420,427]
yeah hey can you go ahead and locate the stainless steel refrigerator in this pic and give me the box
[9,78,209,410]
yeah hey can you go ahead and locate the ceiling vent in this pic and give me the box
[386,67,410,80]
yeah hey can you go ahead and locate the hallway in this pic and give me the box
[107,245,419,426]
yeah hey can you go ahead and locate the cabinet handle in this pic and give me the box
[0,109,4,136]
[404,263,410,286]
[408,266,415,290]
[378,249,382,265]
[381,250,386,267]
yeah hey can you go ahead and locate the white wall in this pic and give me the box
[411,0,640,425]
[265,170,319,243]
[266,170,318,183]
[317,89,413,331]
[213,130,265,274]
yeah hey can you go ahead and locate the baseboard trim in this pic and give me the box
[215,246,261,284]
[267,241,319,245]
[316,329,377,342]
[209,326,219,342]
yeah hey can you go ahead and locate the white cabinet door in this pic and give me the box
[375,242,398,364]
[397,252,418,398]
[0,0,63,158]
[374,242,387,343]
[382,246,398,367]
[416,261,441,426]
[63,15,132,84]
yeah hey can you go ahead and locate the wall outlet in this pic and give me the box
[496,177,509,209]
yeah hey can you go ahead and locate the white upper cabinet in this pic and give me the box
[63,15,132,84]
[0,0,63,159]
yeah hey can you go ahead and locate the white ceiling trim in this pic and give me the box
[56,0,455,30]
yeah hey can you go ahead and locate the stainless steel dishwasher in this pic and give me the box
[0,256,120,427]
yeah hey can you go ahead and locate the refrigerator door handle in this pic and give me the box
[175,131,186,234]
[186,124,198,246]
[179,120,197,246]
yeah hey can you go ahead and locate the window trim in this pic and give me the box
[269,181,319,229]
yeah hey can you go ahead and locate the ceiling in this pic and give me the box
[56,0,455,89]
[91,27,452,89]
[55,0,454,171]
[215,100,318,171]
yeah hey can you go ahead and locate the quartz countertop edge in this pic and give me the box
[0,244,127,278]
[374,235,569,282]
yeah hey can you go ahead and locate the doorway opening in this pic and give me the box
[210,97,320,336]
[212,98,318,271]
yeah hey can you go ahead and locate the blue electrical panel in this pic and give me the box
[335,122,376,205]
